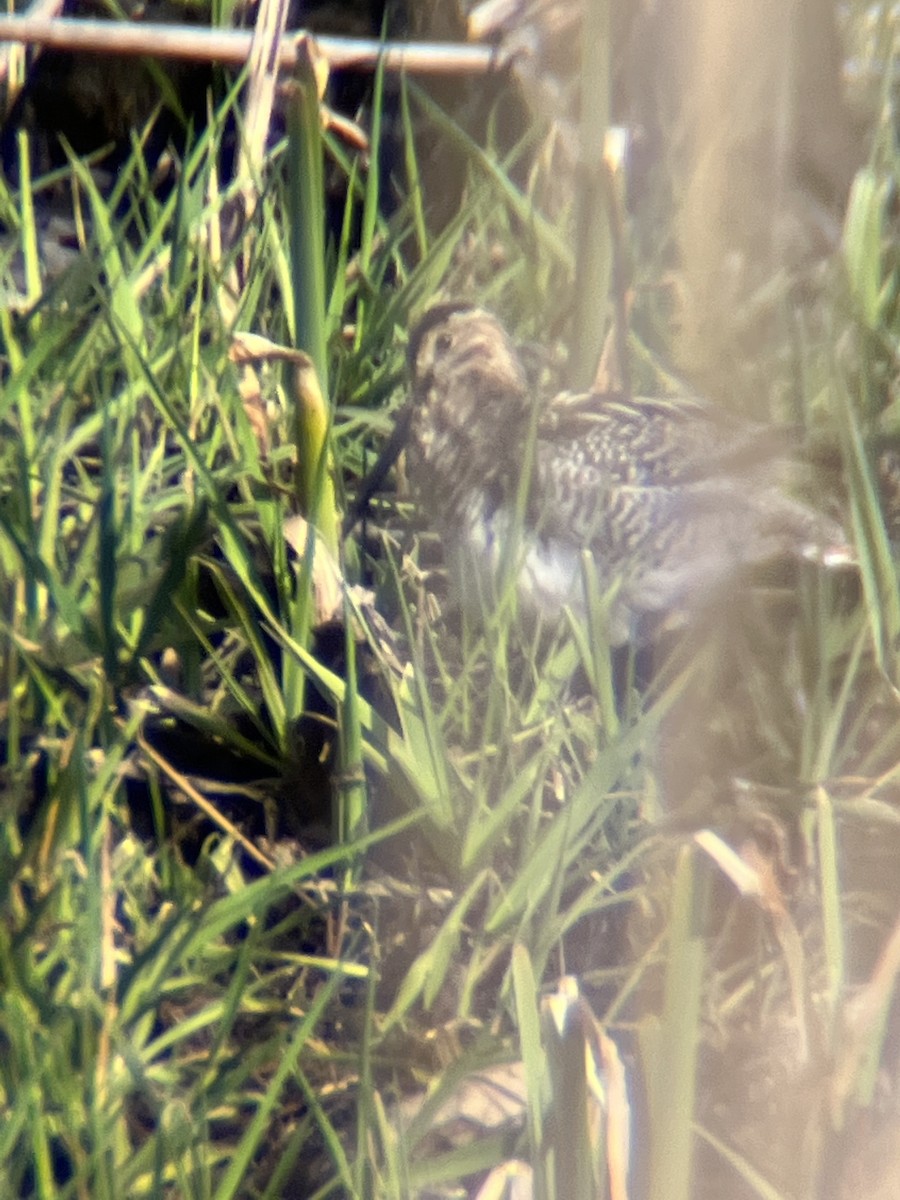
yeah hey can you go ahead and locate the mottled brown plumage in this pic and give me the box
[406,305,851,643]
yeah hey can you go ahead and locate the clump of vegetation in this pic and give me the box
[1,3,900,1198]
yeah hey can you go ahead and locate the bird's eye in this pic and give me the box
[435,330,454,356]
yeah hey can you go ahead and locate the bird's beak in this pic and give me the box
[342,402,415,537]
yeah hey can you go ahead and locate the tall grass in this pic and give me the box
[1,7,899,1197]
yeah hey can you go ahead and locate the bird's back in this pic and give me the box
[530,393,850,641]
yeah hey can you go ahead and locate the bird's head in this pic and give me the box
[406,304,531,473]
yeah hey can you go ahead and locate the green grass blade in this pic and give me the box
[647,847,708,1200]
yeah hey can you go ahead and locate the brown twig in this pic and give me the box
[0,16,504,74]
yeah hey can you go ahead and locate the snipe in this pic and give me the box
[404,304,852,644]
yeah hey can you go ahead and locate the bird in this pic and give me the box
[403,303,853,645]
